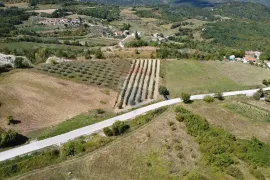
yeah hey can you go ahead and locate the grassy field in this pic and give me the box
[163,60,270,97]
[0,70,117,135]
[13,97,270,180]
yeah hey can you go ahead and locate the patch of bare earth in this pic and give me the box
[15,108,200,180]
[0,70,117,135]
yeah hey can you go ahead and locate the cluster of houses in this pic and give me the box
[229,51,262,64]
[114,30,142,37]
[152,33,166,43]
[39,18,82,26]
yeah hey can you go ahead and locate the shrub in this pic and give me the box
[7,115,14,125]
[175,106,190,114]
[103,127,113,136]
[186,172,209,180]
[61,139,85,158]
[0,130,28,148]
[225,166,244,180]
[203,95,214,103]
[262,79,269,86]
[253,89,264,100]
[176,113,186,122]
[181,92,191,104]
[249,169,266,180]
[215,92,224,100]
[112,121,130,136]
[96,109,105,114]
[14,57,31,69]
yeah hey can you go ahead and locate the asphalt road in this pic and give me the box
[0,87,269,162]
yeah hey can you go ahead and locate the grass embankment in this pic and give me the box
[175,105,270,179]
[29,110,115,140]
[163,60,270,97]
[0,107,168,179]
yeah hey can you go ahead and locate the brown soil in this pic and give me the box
[0,70,117,135]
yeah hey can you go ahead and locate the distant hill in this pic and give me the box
[81,0,270,6]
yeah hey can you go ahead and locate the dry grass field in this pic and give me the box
[15,107,203,180]
[13,98,270,180]
[0,70,117,135]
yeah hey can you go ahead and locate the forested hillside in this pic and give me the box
[82,0,270,6]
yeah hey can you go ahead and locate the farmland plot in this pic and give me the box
[117,59,160,110]
[36,60,131,90]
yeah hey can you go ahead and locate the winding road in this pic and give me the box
[0,87,269,162]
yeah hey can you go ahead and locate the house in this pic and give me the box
[114,31,123,36]
[243,56,257,63]
[245,51,262,60]
[229,55,235,61]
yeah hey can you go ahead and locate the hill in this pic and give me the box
[82,0,270,6]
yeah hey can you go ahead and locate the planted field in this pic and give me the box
[116,59,160,109]
[0,70,117,135]
[163,60,270,97]
[36,60,131,90]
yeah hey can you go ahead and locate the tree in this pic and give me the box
[253,89,264,100]
[181,92,191,104]
[29,0,37,7]
[14,57,30,68]
[215,92,224,100]
[135,31,140,40]
[84,49,92,59]
[203,95,214,103]
[95,48,104,59]
[158,86,170,96]
[0,2,5,7]
[262,79,269,86]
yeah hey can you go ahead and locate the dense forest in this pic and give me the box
[0,7,31,37]
[203,20,270,51]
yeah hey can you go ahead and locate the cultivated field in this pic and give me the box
[163,60,270,97]
[36,60,131,90]
[116,59,160,109]
[0,70,118,135]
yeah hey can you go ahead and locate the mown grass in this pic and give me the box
[164,60,270,97]
[224,102,270,122]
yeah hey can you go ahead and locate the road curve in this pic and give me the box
[0,87,269,162]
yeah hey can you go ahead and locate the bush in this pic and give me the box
[215,92,224,100]
[181,92,191,104]
[225,166,244,180]
[96,109,105,114]
[112,121,130,136]
[175,106,190,114]
[0,130,28,148]
[253,89,264,100]
[249,169,266,180]
[203,95,214,103]
[262,79,269,86]
[103,127,113,136]
[14,57,31,69]
[7,115,14,125]
[158,86,170,96]
[61,139,85,158]
[186,172,209,180]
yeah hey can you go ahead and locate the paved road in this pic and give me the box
[0,87,269,162]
